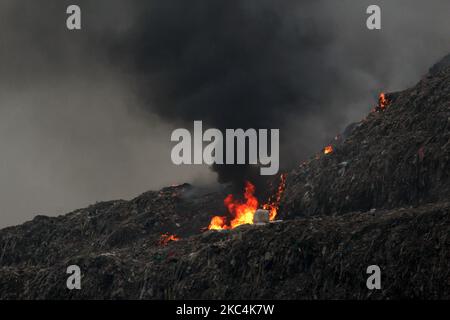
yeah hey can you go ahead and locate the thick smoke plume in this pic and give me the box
[110,0,450,186]
[112,1,340,186]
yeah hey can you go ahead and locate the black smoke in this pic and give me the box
[104,0,450,188]
[110,1,346,187]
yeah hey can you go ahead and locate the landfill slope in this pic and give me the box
[281,57,450,218]
[0,55,449,299]
[1,202,448,299]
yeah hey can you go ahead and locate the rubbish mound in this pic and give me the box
[281,59,450,218]
[0,55,449,299]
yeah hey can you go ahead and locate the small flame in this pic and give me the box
[159,233,180,246]
[324,145,333,154]
[263,173,287,220]
[207,175,287,230]
[208,215,228,230]
[378,92,389,110]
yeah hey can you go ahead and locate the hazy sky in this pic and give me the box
[0,0,449,227]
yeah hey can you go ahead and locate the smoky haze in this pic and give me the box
[0,0,449,227]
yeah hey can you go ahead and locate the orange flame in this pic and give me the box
[324,145,333,154]
[159,233,180,246]
[378,92,389,109]
[208,215,228,230]
[263,173,287,220]
[226,181,259,229]
[207,175,287,230]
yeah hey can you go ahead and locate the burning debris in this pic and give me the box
[207,216,228,231]
[207,174,286,230]
[159,233,180,246]
[263,173,287,220]
[379,92,389,109]
[323,145,333,155]
[207,181,258,230]
[373,92,390,112]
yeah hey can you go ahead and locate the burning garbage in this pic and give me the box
[372,92,390,112]
[263,173,287,220]
[378,92,389,109]
[323,145,333,155]
[207,181,258,230]
[159,233,180,246]
[207,174,286,230]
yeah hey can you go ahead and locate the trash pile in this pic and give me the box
[0,202,448,299]
[281,56,450,219]
[0,55,449,299]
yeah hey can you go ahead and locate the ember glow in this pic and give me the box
[324,145,333,154]
[159,233,180,246]
[207,175,287,230]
